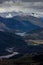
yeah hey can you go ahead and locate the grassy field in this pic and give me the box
[25,40,43,45]
[29,40,43,44]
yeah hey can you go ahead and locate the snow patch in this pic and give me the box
[31,13,43,18]
[6,47,14,53]
[6,13,13,18]
[0,52,19,59]
[15,32,26,36]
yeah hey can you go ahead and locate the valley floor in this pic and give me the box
[26,40,43,45]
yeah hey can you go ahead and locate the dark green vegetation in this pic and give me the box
[0,54,43,65]
[0,31,29,56]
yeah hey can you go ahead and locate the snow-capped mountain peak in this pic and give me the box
[31,13,43,18]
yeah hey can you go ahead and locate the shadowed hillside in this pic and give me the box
[0,54,43,65]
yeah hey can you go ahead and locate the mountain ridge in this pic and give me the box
[0,15,43,32]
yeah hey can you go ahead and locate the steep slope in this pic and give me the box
[0,15,42,32]
[0,31,43,59]
[39,17,43,22]
[0,22,10,32]
[0,31,29,59]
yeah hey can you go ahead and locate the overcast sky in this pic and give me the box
[0,0,43,13]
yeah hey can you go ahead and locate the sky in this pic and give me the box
[0,0,43,14]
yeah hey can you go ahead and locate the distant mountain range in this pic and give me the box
[0,11,23,18]
[0,15,43,32]
[0,12,43,18]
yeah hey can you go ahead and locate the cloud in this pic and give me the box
[0,0,10,3]
[21,0,43,2]
[0,0,43,13]
[0,0,43,3]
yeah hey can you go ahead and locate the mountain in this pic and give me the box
[0,30,43,59]
[31,13,43,22]
[25,28,43,40]
[38,17,43,23]
[0,14,43,59]
[0,31,29,59]
[31,13,43,18]
[0,15,43,32]
[0,22,10,32]
[0,11,23,18]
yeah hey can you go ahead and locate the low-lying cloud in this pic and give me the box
[0,0,43,13]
